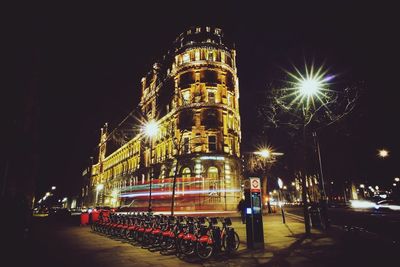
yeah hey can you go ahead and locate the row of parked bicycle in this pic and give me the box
[91,211,240,260]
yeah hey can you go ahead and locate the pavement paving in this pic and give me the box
[5,211,399,267]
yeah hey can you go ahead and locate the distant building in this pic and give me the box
[86,26,242,212]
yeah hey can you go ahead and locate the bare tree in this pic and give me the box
[258,70,362,234]
[259,81,361,137]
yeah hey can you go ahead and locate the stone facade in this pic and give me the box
[88,26,242,212]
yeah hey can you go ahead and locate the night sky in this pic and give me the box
[9,2,400,198]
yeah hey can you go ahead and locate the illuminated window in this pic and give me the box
[183,136,190,154]
[194,161,202,177]
[221,52,225,63]
[215,28,221,35]
[196,27,201,33]
[227,93,232,107]
[227,115,232,129]
[182,167,191,178]
[208,90,215,104]
[208,135,217,152]
[208,166,219,179]
[206,27,210,32]
[182,90,190,104]
[195,50,200,61]
[208,51,213,61]
[183,53,190,63]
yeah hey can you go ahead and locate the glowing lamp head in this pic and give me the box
[284,63,332,112]
[258,149,271,158]
[395,177,400,182]
[378,149,389,158]
[143,120,159,138]
[299,78,320,97]
[277,178,283,189]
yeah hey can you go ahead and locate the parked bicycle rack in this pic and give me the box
[90,211,240,261]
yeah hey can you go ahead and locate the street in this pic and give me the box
[284,205,400,245]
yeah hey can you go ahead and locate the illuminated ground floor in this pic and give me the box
[89,154,243,212]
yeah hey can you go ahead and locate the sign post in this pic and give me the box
[245,177,265,249]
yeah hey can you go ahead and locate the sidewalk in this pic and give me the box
[217,212,338,266]
[20,212,398,267]
[220,211,398,267]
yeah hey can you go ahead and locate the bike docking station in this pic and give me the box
[244,177,265,249]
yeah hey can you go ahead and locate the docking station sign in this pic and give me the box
[250,177,261,193]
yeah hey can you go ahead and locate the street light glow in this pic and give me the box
[254,147,284,159]
[277,178,283,189]
[394,177,399,182]
[299,79,320,97]
[284,63,333,111]
[378,149,389,158]
[143,120,159,138]
[258,149,271,158]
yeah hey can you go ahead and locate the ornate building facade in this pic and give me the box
[88,26,242,212]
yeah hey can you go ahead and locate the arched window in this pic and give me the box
[182,167,191,178]
[208,166,220,197]
[208,166,219,179]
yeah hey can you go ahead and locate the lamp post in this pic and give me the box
[254,148,284,214]
[287,64,332,234]
[143,120,159,214]
[277,177,286,224]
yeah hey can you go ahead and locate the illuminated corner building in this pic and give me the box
[88,26,242,212]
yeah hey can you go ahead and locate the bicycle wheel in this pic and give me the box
[180,239,195,256]
[223,231,240,253]
[196,241,213,259]
[163,236,175,250]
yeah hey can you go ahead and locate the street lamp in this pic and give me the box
[142,120,159,214]
[254,147,284,213]
[394,177,400,182]
[285,63,333,235]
